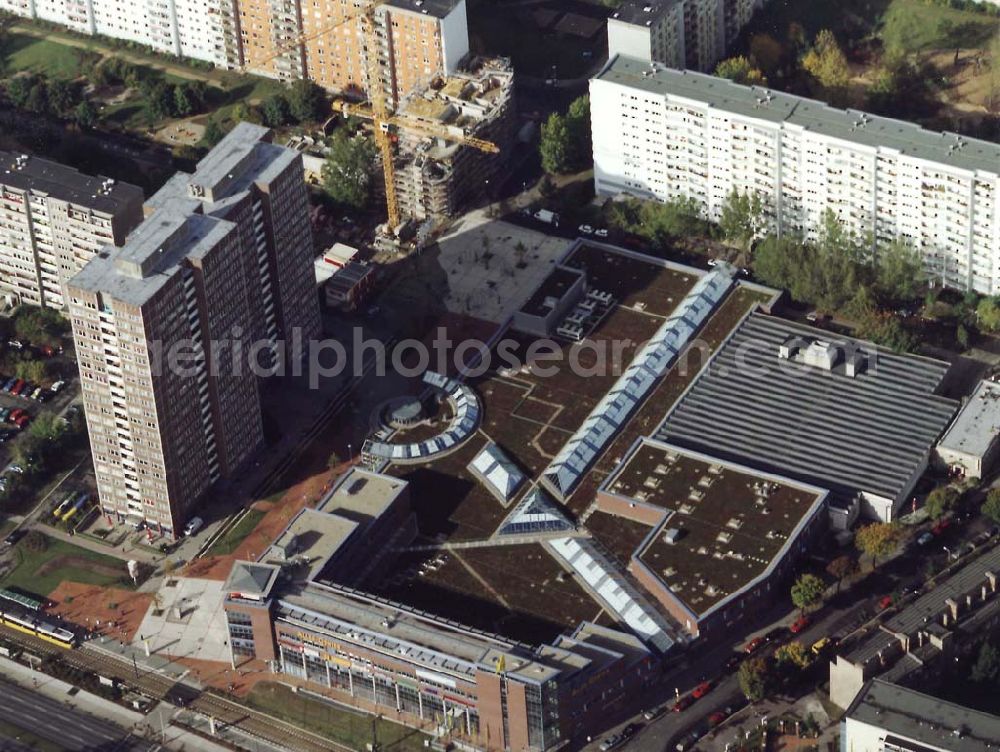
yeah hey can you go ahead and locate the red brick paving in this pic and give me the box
[47,582,153,642]
[183,465,347,581]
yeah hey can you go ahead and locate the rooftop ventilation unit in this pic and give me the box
[663,528,682,544]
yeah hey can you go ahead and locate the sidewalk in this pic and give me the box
[0,653,145,730]
[40,524,163,564]
[0,653,238,752]
[85,636,197,683]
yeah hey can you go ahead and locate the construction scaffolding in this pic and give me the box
[391,56,515,223]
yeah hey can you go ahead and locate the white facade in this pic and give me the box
[591,57,1000,294]
[0,153,143,310]
[607,4,685,69]
[606,0,757,73]
[0,0,237,66]
[440,0,470,75]
[843,680,1000,752]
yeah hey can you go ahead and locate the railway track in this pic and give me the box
[0,625,344,752]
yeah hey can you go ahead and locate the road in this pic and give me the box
[0,623,347,752]
[593,507,1000,752]
[0,677,150,751]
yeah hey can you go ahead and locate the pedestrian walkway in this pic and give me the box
[42,525,161,564]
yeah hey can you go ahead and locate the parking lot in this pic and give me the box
[0,376,76,459]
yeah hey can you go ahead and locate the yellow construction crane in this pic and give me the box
[240,2,499,231]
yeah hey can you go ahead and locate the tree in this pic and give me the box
[14,359,48,383]
[287,78,324,123]
[855,312,918,354]
[925,485,960,520]
[749,33,784,76]
[738,657,772,702]
[978,297,1000,332]
[957,323,970,350]
[321,129,377,211]
[46,78,79,115]
[774,642,811,669]
[791,573,825,612]
[855,522,902,566]
[13,307,65,347]
[566,94,592,169]
[172,84,194,117]
[719,188,764,249]
[539,96,592,175]
[826,555,857,592]
[714,56,766,85]
[876,240,923,301]
[232,102,261,125]
[972,642,1000,683]
[261,94,290,127]
[140,79,173,122]
[982,488,1000,524]
[802,30,850,100]
[74,99,99,129]
[25,79,49,115]
[5,75,34,108]
[540,111,573,174]
[201,118,226,147]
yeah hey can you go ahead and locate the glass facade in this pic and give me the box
[226,611,256,659]
[277,642,482,740]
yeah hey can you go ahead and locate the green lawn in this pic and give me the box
[0,534,131,598]
[205,508,266,557]
[3,33,93,78]
[881,0,999,53]
[246,682,431,752]
[738,0,998,52]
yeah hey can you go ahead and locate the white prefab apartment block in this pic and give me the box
[0,152,144,310]
[591,56,1000,294]
[0,0,239,66]
[608,1,686,69]
[844,680,1000,752]
[607,0,760,72]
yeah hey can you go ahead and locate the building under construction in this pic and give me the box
[392,56,515,223]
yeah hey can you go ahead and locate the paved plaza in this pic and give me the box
[132,577,231,664]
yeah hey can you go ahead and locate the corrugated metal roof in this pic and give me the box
[657,313,956,506]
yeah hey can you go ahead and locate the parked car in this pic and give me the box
[1,529,26,549]
[594,228,609,238]
[811,637,832,655]
[724,653,743,671]
[744,636,765,654]
[599,734,624,751]
[692,681,712,699]
[50,380,65,393]
[183,517,204,536]
[790,614,810,634]
[877,595,894,611]
[577,224,595,235]
[917,531,934,546]
[643,706,665,721]
[674,729,704,751]
[672,695,693,712]
[932,518,951,536]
